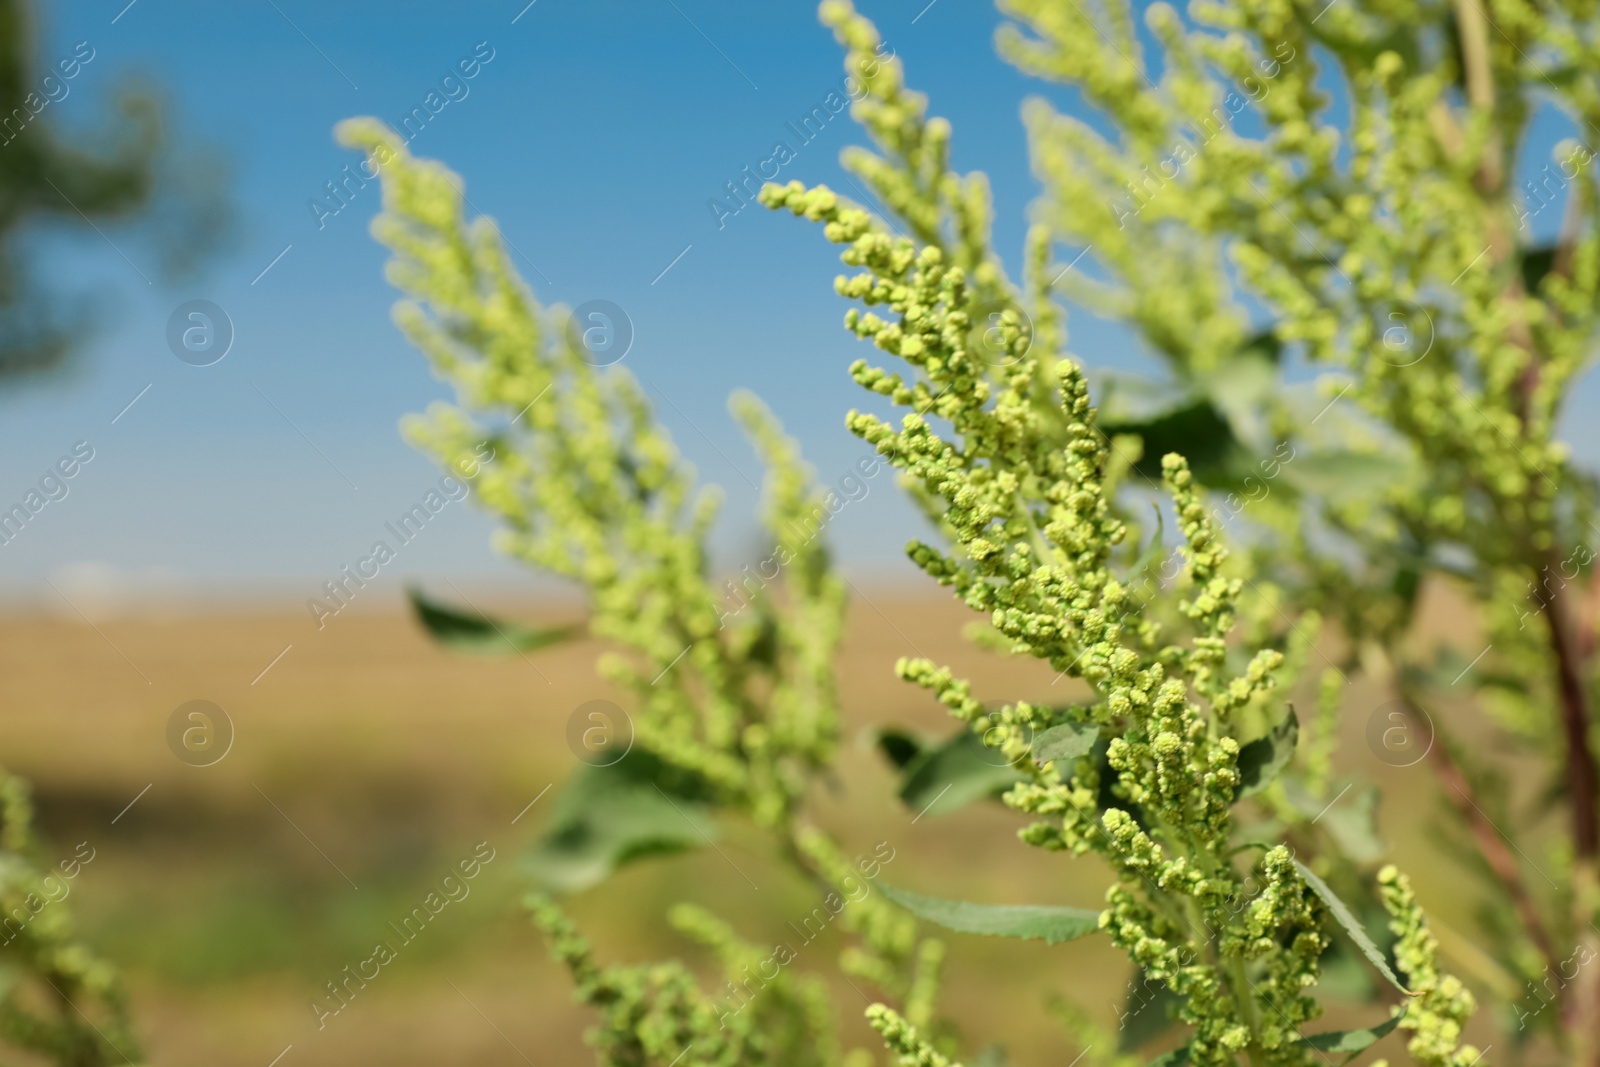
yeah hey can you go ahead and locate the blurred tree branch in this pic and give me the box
[0,0,229,381]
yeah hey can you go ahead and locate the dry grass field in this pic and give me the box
[0,585,1507,1066]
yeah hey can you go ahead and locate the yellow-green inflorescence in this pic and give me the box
[339,114,949,1067]
[340,0,1497,1060]
[763,1,1478,1065]
[1377,867,1480,1067]
[993,4,1600,1042]
[0,771,141,1067]
[529,894,839,1067]
[335,117,851,832]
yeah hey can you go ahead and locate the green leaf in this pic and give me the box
[877,882,1101,944]
[1282,780,1385,864]
[873,727,925,771]
[972,1046,1008,1067]
[746,611,781,668]
[1281,451,1401,503]
[1128,502,1166,580]
[1099,394,1255,490]
[1299,1014,1401,1059]
[0,962,23,1005]
[1095,333,1283,491]
[1235,705,1298,799]
[1238,327,1284,366]
[1201,347,1279,451]
[1034,721,1100,765]
[1294,859,1413,995]
[896,729,1025,818]
[1091,371,1256,491]
[1117,975,1180,1052]
[407,586,583,655]
[1091,735,1147,828]
[1316,935,1378,1002]
[1091,371,1195,425]
[525,750,716,893]
[1319,787,1386,864]
[1142,1045,1191,1067]
[1521,244,1558,294]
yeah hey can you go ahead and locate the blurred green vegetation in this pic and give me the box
[0,0,228,380]
[0,594,1517,1067]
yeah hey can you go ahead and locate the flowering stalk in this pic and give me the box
[336,0,1588,1059]
[762,0,1600,1059]
[0,772,140,1066]
[340,117,944,1065]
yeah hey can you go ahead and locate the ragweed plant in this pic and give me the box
[338,116,933,1067]
[754,7,1479,1061]
[0,771,139,1067]
[334,0,1600,1057]
[757,0,1600,1059]
[974,0,1600,1049]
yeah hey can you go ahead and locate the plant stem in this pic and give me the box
[1445,15,1600,1055]
[1538,554,1600,1067]
[1541,554,1600,862]
[1404,691,1562,976]
[1225,954,1265,1067]
[1364,643,1561,975]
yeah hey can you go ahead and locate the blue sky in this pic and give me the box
[3,0,1598,612]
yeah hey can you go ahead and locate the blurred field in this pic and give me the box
[0,585,1515,1066]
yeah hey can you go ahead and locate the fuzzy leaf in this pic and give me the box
[1033,721,1100,765]
[1315,935,1379,1002]
[972,1046,1008,1067]
[1128,500,1166,578]
[1521,244,1558,293]
[1090,370,1195,424]
[1201,346,1279,450]
[1116,976,1179,1052]
[1098,394,1254,489]
[1318,786,1386,863]
[525,750,715,893]
[1142,1046,1190,1067]
[1294,859,1413,995]
[1090,735,1147,828]
[1235,706,1298,798]
[1281,451,1400,503]
[874,727,925,771]
[1298,1014,1401,1058]
[878,883,1101,944]
[407,586,583,655]
[1095,335,1281,490]
[1282,779,1385,863]
[896,729,1025,817]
